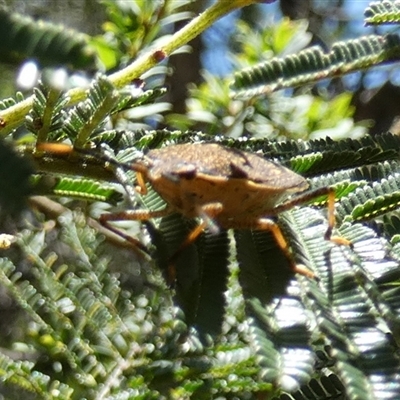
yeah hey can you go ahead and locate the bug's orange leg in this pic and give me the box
[273,186,351,247]
[248,218,315,279]
[99,207,172,255]
[167,202,224,285]
[324,188,351,246]
[135,171,147,195]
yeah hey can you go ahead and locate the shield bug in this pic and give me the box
[82,142,350,282]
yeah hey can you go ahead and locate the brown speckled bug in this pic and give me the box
[95,142,349,282]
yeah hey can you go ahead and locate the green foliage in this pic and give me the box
[26,81,70,143]
[31,175,122,204]
[0,212,272,399]
[63,75,120,148]
[231,34,400,97]
[173,17,364,140]
[365,0,400,25]
[1,0,400,399]
[91,0,195,70]
[0,7,98,70]
[0,91,25,111]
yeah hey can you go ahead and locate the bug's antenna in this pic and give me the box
[35,142,149,175]
[79,144,152,206]
[73,145,149,175]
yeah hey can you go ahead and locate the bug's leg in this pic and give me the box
[323,187,351,246]
[252,218,315,279]
[99,207,172,254]
[274,186,351,247]
[135,171,147,195]
[167,203,223,285]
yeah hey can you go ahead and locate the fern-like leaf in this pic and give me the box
[191,229,230,335]
[0,92,25,111]
[26,82,69,143]
[0,7,98,69]
[231,34,400,97]
[32,175,122,204]
[63,75,120,147]
[114,87,168,114]
[365,0,400,25]
[275,206,400,398]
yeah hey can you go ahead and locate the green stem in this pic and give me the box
[0,0,258,136]
[109,0,257,87]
